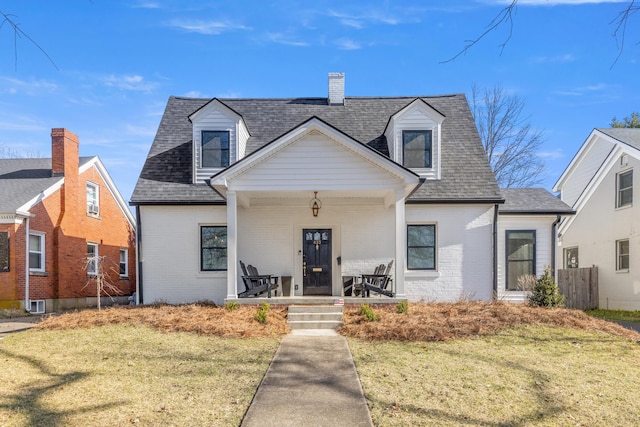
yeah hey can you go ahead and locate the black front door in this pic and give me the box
[303,229,332,296]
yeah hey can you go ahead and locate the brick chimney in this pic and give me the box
[328,72,345,106]
[51,128,79,178]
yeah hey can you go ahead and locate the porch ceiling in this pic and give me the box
[236,189,394,207]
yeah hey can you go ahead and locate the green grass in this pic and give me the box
[586,308,640,322]
[0,325,280,427]
[349,325,640,426]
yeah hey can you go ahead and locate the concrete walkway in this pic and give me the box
[241,330,373,427]
[0,316,40,336]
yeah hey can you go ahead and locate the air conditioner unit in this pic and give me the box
[88,204,100,215]
[30,299,45,314]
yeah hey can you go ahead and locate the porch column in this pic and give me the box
[394,188,406,298]
[226,190,238,299]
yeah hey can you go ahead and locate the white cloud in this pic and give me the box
[183,90,208,98]
[335,38,362,50]
[554,83,608,96]
[265,32,310,47]
[531,53,576,63]
[130,1,162,8]
[0,120,47,132]
[0,77,58,96]
[169,19,250,35]
[537,148,564,159]
[327,9,401,28]
[125,124,158,137]
[102,74,158,92]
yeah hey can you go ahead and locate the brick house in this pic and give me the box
[0,128,136,313]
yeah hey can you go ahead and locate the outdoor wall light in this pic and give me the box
[310,191,321,217]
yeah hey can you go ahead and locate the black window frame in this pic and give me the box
[402,130,433,169]
[0,231,8,272]
[564,247,579,269]
[201,130,230,168]
[617,169,633,208]
[407,224,436,270]
[505,230,536,291]
[200,225,227,272]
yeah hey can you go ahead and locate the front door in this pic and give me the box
[303,229,332,296]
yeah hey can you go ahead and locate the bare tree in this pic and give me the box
[443,1,639,66]
[471,83,545,188]
[83,255,123,311]
[0,144,42,159]
[1,9,58,70]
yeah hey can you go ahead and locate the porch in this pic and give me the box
[225,295,407,308]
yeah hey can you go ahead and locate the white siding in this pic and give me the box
[385,102,441,180]
[559,154,640,310]
[140,205,228,305]
[230,133,404,191]
[192,109,237,183]
[404,205,494,302]
[237,120,250,159]
[497,215,557,303]
[560,137,614,207]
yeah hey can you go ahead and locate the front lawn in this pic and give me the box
[586,308,640,323]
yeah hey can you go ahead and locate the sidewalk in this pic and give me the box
[241,331,373,427]
[0,316,40,336]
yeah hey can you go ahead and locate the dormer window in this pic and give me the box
[202,131,230,168]
[403,130,432,168]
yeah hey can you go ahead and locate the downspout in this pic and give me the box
[492,204,499,298]
[551,214,562,274]
[24,215,30,312]
[136,206,143,304]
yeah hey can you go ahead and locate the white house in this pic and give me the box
[554,128,640,310]
[131,73,566,306]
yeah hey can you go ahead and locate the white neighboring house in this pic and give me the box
[553,128,640,310]
[497,188,574,303]
[131,74,512,305]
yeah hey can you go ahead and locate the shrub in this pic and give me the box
[517,274,537,292]
[396,301,409,314]
[224,302,239,311]
[528,266,565,308]
[359,304,377,322]
[255,303,270,324]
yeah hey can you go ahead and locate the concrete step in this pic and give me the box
[287,305,344,330]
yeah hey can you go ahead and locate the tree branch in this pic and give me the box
[0,9,58,71]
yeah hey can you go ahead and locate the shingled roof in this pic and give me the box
[131,94,502,205]
[499,188,574,214]
[0,157,94,213]
[597,128,640,150]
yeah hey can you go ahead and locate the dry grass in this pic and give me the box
[339,301,640,341]
[36,303,290,337]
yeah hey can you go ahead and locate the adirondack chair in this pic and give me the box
[361,260,394,298]
[238,261,279,298]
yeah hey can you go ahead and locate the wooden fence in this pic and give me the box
[557,267,598,310]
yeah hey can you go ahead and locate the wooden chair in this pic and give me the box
[361,260,394,298]
[238,260,279,298]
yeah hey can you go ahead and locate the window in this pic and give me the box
[403,130,432,168]
[202,131,230,168]
[617,239,629,271]
[407,225,436,270]
[564,247,579,269]
[29,232,45,272]
[119,248,128,277]
[506,231,536,291]
[87,242,98,275]
[201,226,227,271]
[86,182,100,215]
[617,170,633,208]
[0,231,8,272]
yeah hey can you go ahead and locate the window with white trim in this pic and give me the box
[617,239,629,271]
[616,170,633,208]
[86,182,100,216]
[506,230,536,291]
[87,242,98,276]
[201,226,227,271]
[403,130,432,169]
[407,224,436,270]
[29,232,45,272]
[202,131,230,168]
[119,248,128,277]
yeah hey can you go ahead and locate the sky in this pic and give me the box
[0,0,638,205]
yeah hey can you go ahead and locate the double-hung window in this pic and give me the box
[29,232,45,272]
[86,182,100,216]
[403,130,432,169]
[201,226,227,271]
[617,239,629,271]
[506,230,536,291]
[407,224,436,270]
[0,231,9,272]
[617,170,633,208]
[202,131,230,168]
[87,242,98,276]
[119,248,128,278]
